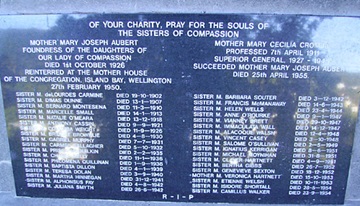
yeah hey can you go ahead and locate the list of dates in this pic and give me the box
[1,14,359,204]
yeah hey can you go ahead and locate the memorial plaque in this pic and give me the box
[0,14,359,204]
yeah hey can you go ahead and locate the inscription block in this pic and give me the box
[0,14,359,204]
